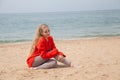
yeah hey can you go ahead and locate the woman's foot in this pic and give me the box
[30,67,37,70]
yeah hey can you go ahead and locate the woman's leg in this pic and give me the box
[32,56,47,67]
[55,55,71,66]
[34,59,57,69]
[32,56,57,69]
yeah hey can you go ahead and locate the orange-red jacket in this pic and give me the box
[26,36,65,68]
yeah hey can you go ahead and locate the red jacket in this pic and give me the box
[26,36,65,68]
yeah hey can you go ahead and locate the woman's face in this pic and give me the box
[42,27,50,38]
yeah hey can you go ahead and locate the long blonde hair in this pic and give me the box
[29,24,49,55]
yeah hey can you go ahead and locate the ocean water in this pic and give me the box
[0,9,120,43]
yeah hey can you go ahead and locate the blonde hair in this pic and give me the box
[29,24,49,55]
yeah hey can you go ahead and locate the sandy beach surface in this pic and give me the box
[0,37,120,80]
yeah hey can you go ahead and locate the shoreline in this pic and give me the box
[0,36,120,44]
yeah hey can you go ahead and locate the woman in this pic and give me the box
[26,24,71,69]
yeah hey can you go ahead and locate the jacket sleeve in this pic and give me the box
[50,36,66,57]
[36,38,58,59]
[50,36,57,49]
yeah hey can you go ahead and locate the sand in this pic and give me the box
[0,37,120,80]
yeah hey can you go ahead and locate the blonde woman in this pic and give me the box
[26,24,71,69]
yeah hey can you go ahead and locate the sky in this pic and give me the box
[0,0,120,13]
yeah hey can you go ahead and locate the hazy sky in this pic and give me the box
[0,0,120,13]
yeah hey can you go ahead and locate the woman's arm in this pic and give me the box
[50,36,66,57]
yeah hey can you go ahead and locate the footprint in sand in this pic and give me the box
[101,74,109,78]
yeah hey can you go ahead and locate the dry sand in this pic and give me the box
[0,37,120,80]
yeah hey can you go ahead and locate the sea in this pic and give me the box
[0,9,120,43]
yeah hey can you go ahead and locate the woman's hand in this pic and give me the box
[57,55,64,61]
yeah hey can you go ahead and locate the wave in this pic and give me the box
[0,39,31,43]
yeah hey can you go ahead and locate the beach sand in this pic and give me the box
[0,37,120,80]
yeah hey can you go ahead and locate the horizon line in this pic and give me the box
[0,8,120,14]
